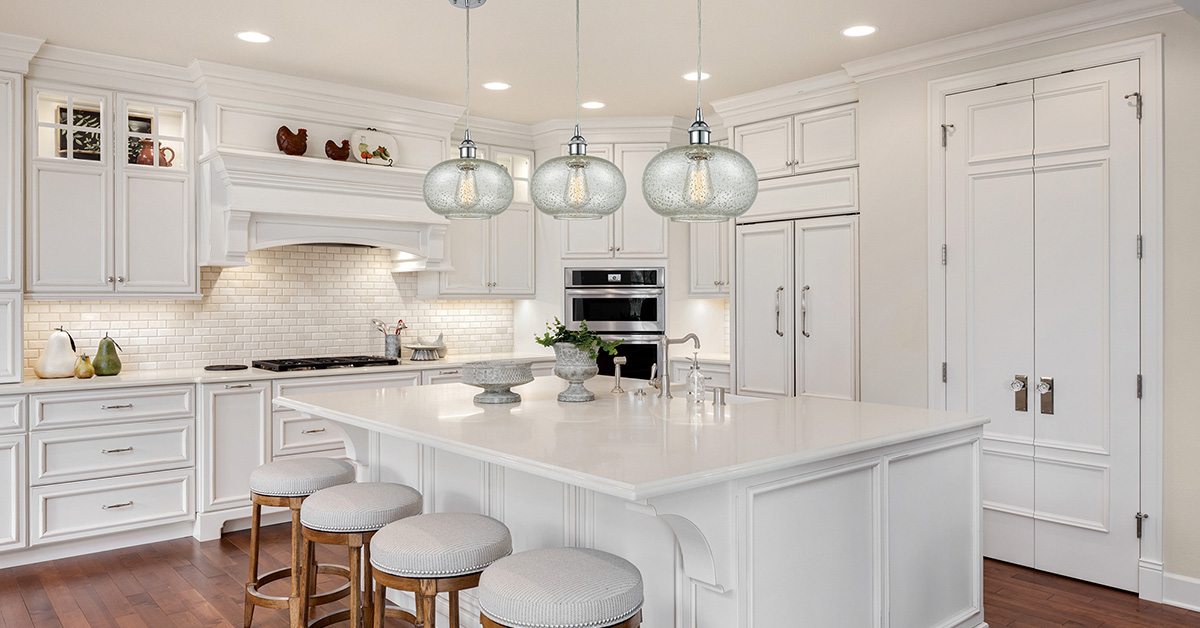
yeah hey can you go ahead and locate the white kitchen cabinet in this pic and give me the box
[26,84,196,298]
[421,146,535,298]
[422,367,464,385]
[669,358,731,391]
[689,221,730,297]
[0,293,19,384]
[733,103,857,180]
[198,381,270,512]
[0,72,21,292]
[560,143,668,260]
[0,434,24,552]
[735,215,858,400]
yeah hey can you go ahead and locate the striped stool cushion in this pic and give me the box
[479,548,643,628]
[248,458,355,498]
[301,482,422,533]
[370,513,511,578]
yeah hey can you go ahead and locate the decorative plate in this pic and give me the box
[350,128,397,166]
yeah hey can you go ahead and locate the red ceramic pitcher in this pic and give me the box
[136,138,174,167]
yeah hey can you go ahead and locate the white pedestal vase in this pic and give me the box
[553,343,598,402]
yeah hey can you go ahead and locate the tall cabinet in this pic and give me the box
[0,72,22,384]
[735,216,858,399]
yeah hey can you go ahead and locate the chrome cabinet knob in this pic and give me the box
[116,276,126,283]
[106,276,115,283]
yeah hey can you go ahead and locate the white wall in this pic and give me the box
[853,11,1200,578]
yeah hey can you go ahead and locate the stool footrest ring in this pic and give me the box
[245,564,351,610]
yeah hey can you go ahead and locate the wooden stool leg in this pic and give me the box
[363,541,374,628]
[419,579,438,628]
[448,591,459,628]
[288,506,304,628]
[373,576,386,628]
[300,538,314,626]
[349,540,363,628]
[244,502,262,628]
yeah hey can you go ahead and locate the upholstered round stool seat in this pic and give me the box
[370,513,512,578]
[248,458,355,498]
[479,548,643,628]
[300,482,422,533]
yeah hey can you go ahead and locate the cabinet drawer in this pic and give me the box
[30,418,194,486]
[273,411,344,457]
[0,395,24,434]
[273,372,421,410]
[32,386,194,430]
[29,468,194,545]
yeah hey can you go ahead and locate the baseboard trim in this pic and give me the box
[1140,560,1165,602]
[0,521,194,569]
[1164,571,1200,612]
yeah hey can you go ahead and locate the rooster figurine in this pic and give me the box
[276,126,308,156]
[324,139,351,161]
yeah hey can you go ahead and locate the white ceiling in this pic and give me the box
[2,0,1093,124]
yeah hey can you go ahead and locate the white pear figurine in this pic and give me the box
[34,327,78,379]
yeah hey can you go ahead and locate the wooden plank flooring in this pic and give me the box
[2,525,1198,627]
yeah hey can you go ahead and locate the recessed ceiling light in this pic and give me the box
[581,101,605,109]
[841,25,878,37]
[482,82,511,90]
[683,71,711,81]
[235,31,272,43]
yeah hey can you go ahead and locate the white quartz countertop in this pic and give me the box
[276,376,987,500]
[0,352,555,395]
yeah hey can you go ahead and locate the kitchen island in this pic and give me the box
[276,376,988,628]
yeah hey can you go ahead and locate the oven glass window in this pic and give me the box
[572,297,658,323]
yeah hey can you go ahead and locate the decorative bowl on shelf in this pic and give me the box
[461,360,534,404]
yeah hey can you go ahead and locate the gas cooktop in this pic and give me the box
[251,356,400,372]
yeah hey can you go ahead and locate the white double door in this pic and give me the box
[944,60,1141,591]
[735,215,858,400]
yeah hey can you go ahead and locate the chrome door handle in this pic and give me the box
[1037,377,1054,414]
[101,446,133,454]
[102,501,133,510]
[800,284,811,338]
[1011,375,1028,412]
[775,286,785,337]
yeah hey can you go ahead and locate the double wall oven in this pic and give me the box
[564,268,664,380]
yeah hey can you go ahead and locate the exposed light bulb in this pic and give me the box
[456,164,479,208]
[684,149,714,209]
[564,160,592,208]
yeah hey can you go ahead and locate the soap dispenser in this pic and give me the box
[687,353,706,402]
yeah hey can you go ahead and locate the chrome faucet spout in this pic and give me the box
[656,334,701,399]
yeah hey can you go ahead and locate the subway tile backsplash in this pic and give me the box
[23,245,515,372]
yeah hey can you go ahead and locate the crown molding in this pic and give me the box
[531,116,692,148]
[455,116,535,150]
[0,33,44,75]
[710,71,858,129]
[842,0,1183,82]
[27,44,193,97]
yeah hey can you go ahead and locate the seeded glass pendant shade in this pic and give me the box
[642,0,757,222]
[424,1,514,220]
[530,0,626,220]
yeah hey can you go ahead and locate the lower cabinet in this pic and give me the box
[198,381,271,512]
[421,367,464,385]
[28,468,194,546]
[0,434,24,552]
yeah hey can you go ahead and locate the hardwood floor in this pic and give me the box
[2,525,1198,627]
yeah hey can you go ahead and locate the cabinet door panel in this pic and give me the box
[0,294,19,385]
[117,173,194,293]
[735,222,794,397]
[734,118,793,180]
[0,73,19,290]
[440,218,490,295]
[29,166,110,292]
[0,435,23,552]
[615,144,668,258]
[689,222,729,297]
[491,205,534,295]
[794,105,857,172]
[199,381,270,512]
[796,216,858,400]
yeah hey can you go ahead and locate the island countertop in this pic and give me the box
[275,375,987,500]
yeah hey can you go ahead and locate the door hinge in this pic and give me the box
[941,124,955,148]
[1137,374,1143,399]
[1125,92,1143,121]
[942,362,948,383]
[941,244,948,266]
[1137,234,1143,260]
[1136,512,1149,538]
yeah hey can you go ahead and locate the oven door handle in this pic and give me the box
[565,288,665,297]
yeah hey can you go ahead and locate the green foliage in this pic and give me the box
[535,318,623,359]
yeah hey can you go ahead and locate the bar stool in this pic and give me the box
[370,513,512,628]
[478,548,643,628]
[244,457,356,628]
[298,482,423,628]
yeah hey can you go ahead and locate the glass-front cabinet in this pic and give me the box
[27,84,196,297]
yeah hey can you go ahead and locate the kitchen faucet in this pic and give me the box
[651,333,700,399]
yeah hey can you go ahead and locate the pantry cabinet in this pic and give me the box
[733,103,857,180]
[420,146,535,298]
[561,143,669,259]
[26,83,196,298]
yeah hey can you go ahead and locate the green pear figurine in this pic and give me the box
[93,334,122,376]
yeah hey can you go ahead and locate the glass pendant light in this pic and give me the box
[529,0,626,220]
[424,0,514,220]
[641,0,757,222]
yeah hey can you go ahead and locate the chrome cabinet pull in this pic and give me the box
[301,428,326,435]
[101,404,133,410]
[775,286,785,337]
[101,446,133,454]
[102,501,133,510]
[1038,377,1054,415]
[1011,375,1028,412]
[225,383,252,389]
[800,284,811,338]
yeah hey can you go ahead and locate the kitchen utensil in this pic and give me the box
[204,364,249,371]
[35,327,78,379]
[371,319,390,335]
[461,360,534,404]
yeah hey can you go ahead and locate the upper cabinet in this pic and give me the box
[561,142,668,260]
[733,103,857,180]
[419,145,535,298]
[26,83,196,299]
[0,72,20,292]
[689,221,730,297]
